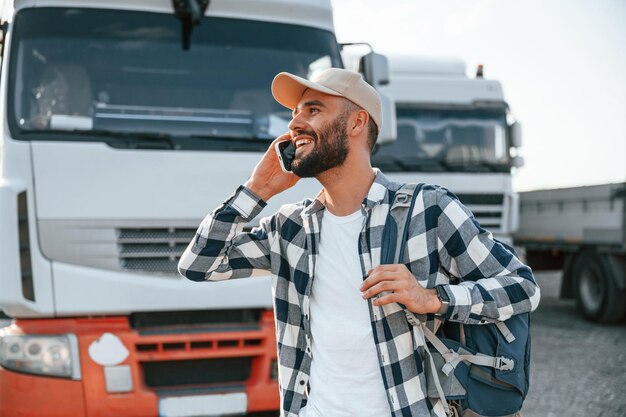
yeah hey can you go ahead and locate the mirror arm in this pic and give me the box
[172,0,210,50]
[340,42,373,53]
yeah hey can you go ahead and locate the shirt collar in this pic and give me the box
[362,169,393,209]
[302,169,393,217]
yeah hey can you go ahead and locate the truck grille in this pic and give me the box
[116,196,504,276]
[117,228,196,274]
[130,309,263,329]
[455,193,504,230]
[134,310,275,391]
[141,357,252,388]
[136,335,263,353]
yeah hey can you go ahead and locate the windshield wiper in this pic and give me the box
[445,160,507,172]
[372,155,452,172]
[23,128,176,149]
[372,154,511,173]
[22,128,274,152]
[188,134,271,151]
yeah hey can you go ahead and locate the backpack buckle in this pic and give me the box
[392,192,412,209]
[495,357,514,371]
[396,193,409,204]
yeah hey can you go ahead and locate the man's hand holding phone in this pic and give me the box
[244,133,300,201]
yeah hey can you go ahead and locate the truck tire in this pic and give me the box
[573,251,626,323]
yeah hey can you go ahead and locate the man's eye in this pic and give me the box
[310,108,320,114]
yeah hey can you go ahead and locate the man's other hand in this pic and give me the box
[361,264,442,314]
[244,133,300,201]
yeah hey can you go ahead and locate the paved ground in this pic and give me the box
[523,271,626,417]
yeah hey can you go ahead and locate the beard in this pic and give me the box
[291,113,350,178]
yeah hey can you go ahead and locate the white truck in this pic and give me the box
[374,55,524,244]
[0,1,393,416]
[514,183,626,323]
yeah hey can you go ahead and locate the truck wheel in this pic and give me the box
[573,251,626,323]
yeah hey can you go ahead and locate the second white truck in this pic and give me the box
[374,55,524,244]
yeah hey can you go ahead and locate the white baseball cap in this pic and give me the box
[271,68,382,129]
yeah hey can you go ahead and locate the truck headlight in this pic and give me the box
[0,333,81,379]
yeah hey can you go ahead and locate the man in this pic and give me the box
[178,68,540,417]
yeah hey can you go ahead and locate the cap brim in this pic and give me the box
[271,72,342,110]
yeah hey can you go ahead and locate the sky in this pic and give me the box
[331,0,626,191]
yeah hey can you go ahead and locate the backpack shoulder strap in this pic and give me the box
[380,183,423,265]
[383,183,457,416]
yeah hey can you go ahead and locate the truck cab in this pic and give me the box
[375,55,523,242]
[0,1,395,415]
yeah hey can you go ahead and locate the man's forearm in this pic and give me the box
[178,186,270,281]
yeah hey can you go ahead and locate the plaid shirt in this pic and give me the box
[178,170,540,417]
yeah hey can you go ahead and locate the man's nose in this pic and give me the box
[288,112,305,133]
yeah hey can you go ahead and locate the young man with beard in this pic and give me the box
[178,68,540,417]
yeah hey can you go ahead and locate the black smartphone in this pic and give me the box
[274,140,296,173]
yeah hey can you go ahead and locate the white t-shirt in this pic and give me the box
[299,209,391,417]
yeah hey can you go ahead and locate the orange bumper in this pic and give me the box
[0,314,279,417]
[0,369,86,417]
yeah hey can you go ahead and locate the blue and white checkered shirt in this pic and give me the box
[178,170,540,417]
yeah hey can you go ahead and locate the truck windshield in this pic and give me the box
[372,107,511,172]
[8,8,342,147]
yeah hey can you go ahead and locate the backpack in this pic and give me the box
[381,183,531,417]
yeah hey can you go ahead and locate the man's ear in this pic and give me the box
[348,109,369,138]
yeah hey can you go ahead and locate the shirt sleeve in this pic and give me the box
[434,187,541,324]
[177,185,273,282]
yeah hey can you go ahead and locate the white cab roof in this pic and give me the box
[10,0,335,32]
[380,54,506,106]
[390,55,467,77]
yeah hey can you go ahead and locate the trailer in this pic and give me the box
[514,183,626,323]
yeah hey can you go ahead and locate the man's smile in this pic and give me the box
[292,133,316,157]
[295,138,313,148]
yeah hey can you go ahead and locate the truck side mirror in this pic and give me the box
[359,52,396,144]
[511,121,522,148]
[359,52,390,87]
